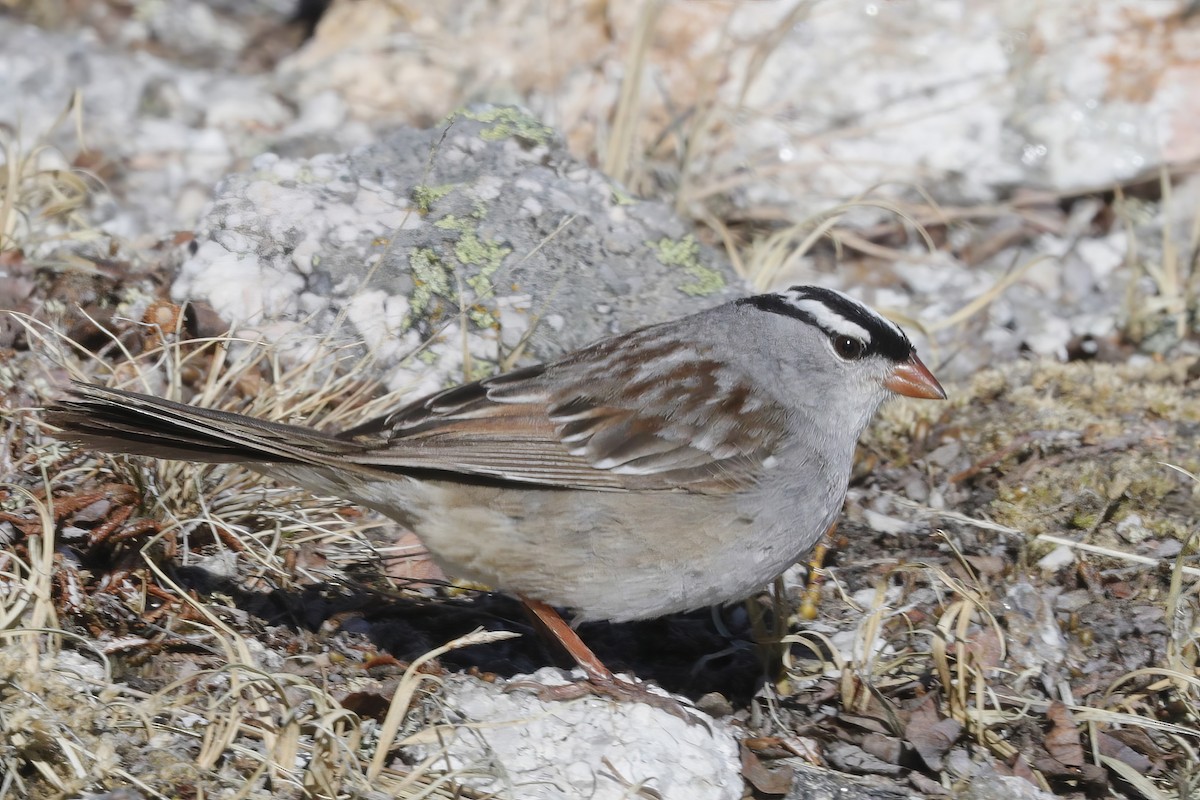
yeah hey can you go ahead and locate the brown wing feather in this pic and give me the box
[340,329,790,493]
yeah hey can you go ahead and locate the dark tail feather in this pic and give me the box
[44,382,360,466]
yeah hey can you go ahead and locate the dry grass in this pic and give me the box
[1,312,531,798]
[597,0,1198,332]
[1120,169,1200,350]
[0,92,97,258]
[777,531,1200,796]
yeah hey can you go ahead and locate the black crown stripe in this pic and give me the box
[737,286,913,363]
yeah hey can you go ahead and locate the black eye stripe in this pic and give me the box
[737,294,818,325]
[737,286,913,363]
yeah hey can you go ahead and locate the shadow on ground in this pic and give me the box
[172,566,768,705]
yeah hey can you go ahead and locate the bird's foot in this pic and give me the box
[513,596,709,725]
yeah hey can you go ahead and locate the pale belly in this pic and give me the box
[267,463,843,621]
[360,478,841,621]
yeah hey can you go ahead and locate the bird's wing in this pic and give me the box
[339,335,791,493]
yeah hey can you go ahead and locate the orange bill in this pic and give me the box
[884,353,946,400]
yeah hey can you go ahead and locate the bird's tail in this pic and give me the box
[45,382,361,467]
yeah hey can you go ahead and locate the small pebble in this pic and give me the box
[926,442,962,468]
[903,476,929,503]
[1037,545,1075,572]
[862,509,914,535]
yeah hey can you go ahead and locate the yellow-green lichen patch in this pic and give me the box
[611,186,638,206]
[466,360,500,382]
[434,215,511,325]
[406,247,453,323]
[458,107,554,145]
[468,304,498,329]
[652,234,726,296]
[412,183,456,214]
[442,219,511,274]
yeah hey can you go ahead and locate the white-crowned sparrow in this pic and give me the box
[48,285,944,703]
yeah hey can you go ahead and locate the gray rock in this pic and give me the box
[780,759,911,799]
[172,107,746,393]
[1001,581,1068,674]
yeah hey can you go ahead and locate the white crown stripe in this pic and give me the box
[789,297,873,341]
[828,288,905,339]
[777,286,909,345]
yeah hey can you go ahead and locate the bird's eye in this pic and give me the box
[831,335,866,361]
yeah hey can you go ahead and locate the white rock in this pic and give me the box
[1024,316,1072,359]
[1002,582,1067,671]
[406,670,741,800]
[1115,512,1151,543]
[1036,545,1075,572]
[862,509,914,535]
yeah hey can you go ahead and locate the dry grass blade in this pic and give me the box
[1119,170,1200,345]
[925,254,1052,333]
[1164,540,1199,685]
[604,0,667,185]
[1158,462,1200,484]
[1104,667,1200,708]
[700,211,747,278]
[1034,533,1200,580]
[842,578,897,711]
[747,195,938,290]
[782,628,847,679]
[1102,755,1170,800]
[0,91,97,254]
[0,486,58,653]
[369,627,520,781]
